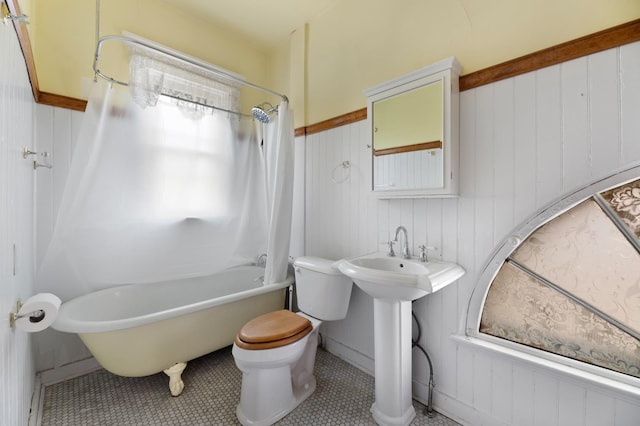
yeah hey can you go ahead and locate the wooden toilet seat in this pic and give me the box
[234,309,313,350]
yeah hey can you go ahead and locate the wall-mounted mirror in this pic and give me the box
[365,57,461,198]
[372,79,443,155]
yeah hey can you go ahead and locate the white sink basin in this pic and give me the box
[337,251,465,425]
[337,252,465,301]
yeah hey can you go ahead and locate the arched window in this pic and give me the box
[466,163,640,384]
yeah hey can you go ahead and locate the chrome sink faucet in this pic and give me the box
[393,226,411,259]
[418,245,428,262]
[386,240,396,257]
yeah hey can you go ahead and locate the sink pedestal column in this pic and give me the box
[371,298,415,426]
[338,253,465,425]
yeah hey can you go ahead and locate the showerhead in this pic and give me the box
[252,107,271,123]
[252,102,277,124]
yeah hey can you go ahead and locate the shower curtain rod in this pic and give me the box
[92,35,289,103]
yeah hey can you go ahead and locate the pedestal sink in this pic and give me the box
[337,252,465,426]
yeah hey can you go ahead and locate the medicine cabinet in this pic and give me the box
[364,57,461,198]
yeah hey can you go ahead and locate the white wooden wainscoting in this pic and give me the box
[32,103,95,377]
[33,42,640,425]
[306,41,640,425]
[0,23,36,426]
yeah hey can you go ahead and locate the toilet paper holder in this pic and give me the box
[9,299,45,328]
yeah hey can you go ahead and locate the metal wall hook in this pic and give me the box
[24,148,52,169]
[22,147,36,158]
[1,3,28,25]
[33,161,52,170]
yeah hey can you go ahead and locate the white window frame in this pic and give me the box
[459,161,640,397]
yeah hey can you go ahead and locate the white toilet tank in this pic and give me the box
[293,257,353,321]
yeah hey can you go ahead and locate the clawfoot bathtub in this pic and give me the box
[52,265,292,395]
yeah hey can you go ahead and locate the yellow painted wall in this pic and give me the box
[29,0,273,110]
[297,0,640,124]
[27,0,640,127]
[268,27,306,127]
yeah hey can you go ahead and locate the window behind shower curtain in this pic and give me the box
[36,47,270,301]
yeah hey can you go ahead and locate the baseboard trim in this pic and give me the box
[412,380,512,426]
[28,374,44,426]
[31,356,103,425]
[322,335,374,376]
[38,356,102,386]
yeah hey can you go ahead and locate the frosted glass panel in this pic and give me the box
[510,199,640,335]
[480,177,640,378]
[481,262,640,378]
[600,178,640,242]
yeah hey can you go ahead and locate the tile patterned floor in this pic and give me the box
[41,346,460,425]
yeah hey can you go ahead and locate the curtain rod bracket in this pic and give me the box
[1,2,28,25]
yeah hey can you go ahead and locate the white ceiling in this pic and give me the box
[160,0,339,50]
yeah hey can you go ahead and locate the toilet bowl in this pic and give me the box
[232,257,353,426]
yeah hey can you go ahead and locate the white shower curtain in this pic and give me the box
[36,79,294,301]
[263,101,295,285]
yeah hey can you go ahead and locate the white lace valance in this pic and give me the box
[128,44,241,114]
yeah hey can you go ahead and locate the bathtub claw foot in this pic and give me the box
[164,362,187,396]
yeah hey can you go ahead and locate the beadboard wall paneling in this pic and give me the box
[32,104,89,378]
[0,23,36,426]
[33,103,113,373]
[290,135,306,258]
[33,41,640,425]
[34,105,83,269]
[305,41,640,425]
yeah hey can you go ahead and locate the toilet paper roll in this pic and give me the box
[14,293,61,332]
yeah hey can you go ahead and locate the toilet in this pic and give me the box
[232,256,353,426]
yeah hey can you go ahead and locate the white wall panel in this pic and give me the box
[472,351,492,418]
[34,104,53,268]
[620,42,640,162]
[51,108,73,217]
[33,104,93,373]
[309,120,377,362]
[0,23,36,426]
[533,373,559,426]
[34,40,640,424]
[558,381,586,426]
[303,41,640,425]
[491,358,512,424]
[493,79,516,243]
[590,49,621,178]
[615,398,640,426]
[586,391,614,426]
[512,365,535,426]
[472,84,496,274]
[513,73,538,225]
[536,65,564,206]
[561,57,591,192]
[290,135,305,258]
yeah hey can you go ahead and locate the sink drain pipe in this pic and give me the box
[412,307,435,418]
